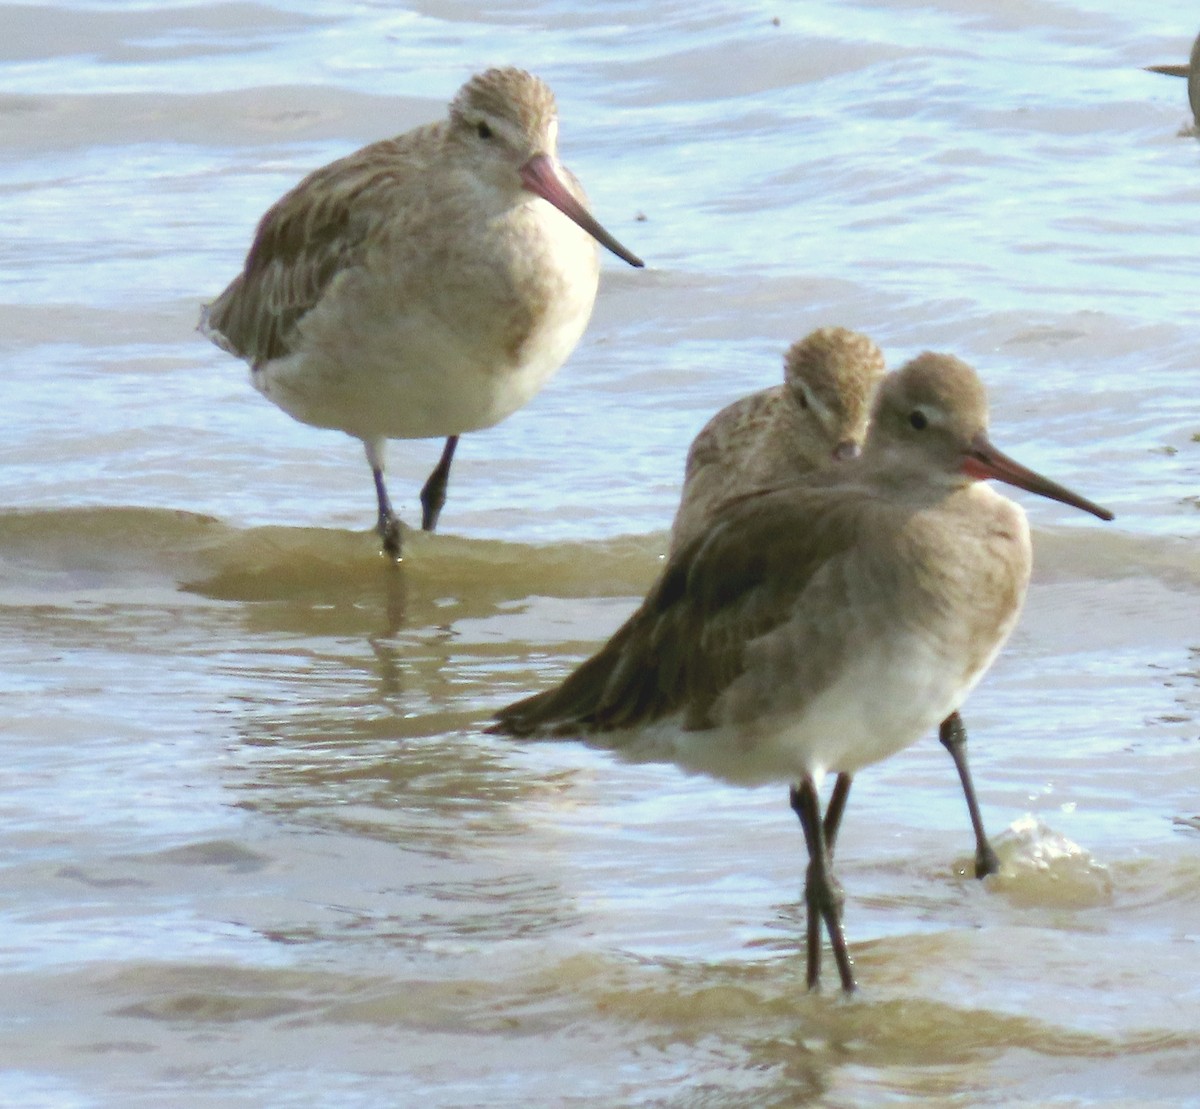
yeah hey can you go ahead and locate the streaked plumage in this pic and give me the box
[201,66,643,556]
[493,352,1113,990]
[670,327,885,553]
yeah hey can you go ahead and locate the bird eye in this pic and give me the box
[909,410,928,430]
[796,389,809,410]
[476,120,493,139]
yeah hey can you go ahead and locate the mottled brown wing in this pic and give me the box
[683,389,780,479]
[201,136,414,366]
[491,484,864,736]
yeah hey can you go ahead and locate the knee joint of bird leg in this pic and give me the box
[806,872,844,915]
[939,715,966,751]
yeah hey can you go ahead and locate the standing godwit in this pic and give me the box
[492,352,1113,991]
[1146,31,1200,127]
[671,328,999,879]
[201,67,644,557]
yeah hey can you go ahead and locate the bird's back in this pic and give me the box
[671,386,819,552]
[200,127,441,369]
[495,479,872,739]
[494,472,1032,783]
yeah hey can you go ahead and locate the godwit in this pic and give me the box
[671,328,1000,879]
[1146,31,1200,126]
[493,352,1113,991]
[201,67,644,557]
[669,327,885,554]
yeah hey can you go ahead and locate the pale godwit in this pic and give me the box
[1146,31,1200,126]
[493,352,1113,991]
[201,67,644,557]
[671,328,1000,879]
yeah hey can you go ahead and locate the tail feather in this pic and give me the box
[488,529,722,738]
[488,617,642,737]
[197,278,246,358]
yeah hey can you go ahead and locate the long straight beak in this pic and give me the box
[962,433,1114,521]
[520,154,644,268]
[1145,63,1191,78]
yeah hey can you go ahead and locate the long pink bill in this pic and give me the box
[520,154,644,268]
[963,433,1114,522]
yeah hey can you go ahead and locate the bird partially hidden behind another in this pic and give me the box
[492,352,1114,992]
[201,67,644,558]
[669,328,886,555]
[671,328,1001,881]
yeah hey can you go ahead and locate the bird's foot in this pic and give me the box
[378,513,403,561]
[975,843,1001,879]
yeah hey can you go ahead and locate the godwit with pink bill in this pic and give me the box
[671,328,1000,879]
[493,352,1113,991]
[202,66,644,557]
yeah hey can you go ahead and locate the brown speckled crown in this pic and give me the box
[783,326,886,431]
[450,67,558,135]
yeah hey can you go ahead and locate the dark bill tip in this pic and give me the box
[520,154,645,268]
[963,434,1114,522]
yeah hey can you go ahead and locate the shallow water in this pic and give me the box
[2,2,1199,1105]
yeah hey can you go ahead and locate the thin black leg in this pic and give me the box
[372,466,402,559]
[939,712,1000,879]
[824,773,853,857]
[790,777,856,993]
[792,781,822,986]
[420,435,459,532]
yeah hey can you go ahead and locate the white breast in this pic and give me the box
[251,194,601,442]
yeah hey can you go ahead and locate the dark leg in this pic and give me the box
[939,712,1000,878]
[364,439,402,559]
[420,435,459,532]
[794,780,822,989]
[372,467,403,559]
[823,773,853,857]
[789,777,856,993]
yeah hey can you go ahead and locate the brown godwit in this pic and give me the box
[201,67,643,557]
[492,352,1113,991]
[671,328,1000,879]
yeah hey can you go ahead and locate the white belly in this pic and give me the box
[251,197,601,442]
[253,294,594,439]
[612,632,997,788]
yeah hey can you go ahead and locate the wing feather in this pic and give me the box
[200,129,435,366]
[491,483,866,737]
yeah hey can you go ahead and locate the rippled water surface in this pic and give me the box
[2,2,1199,1105]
